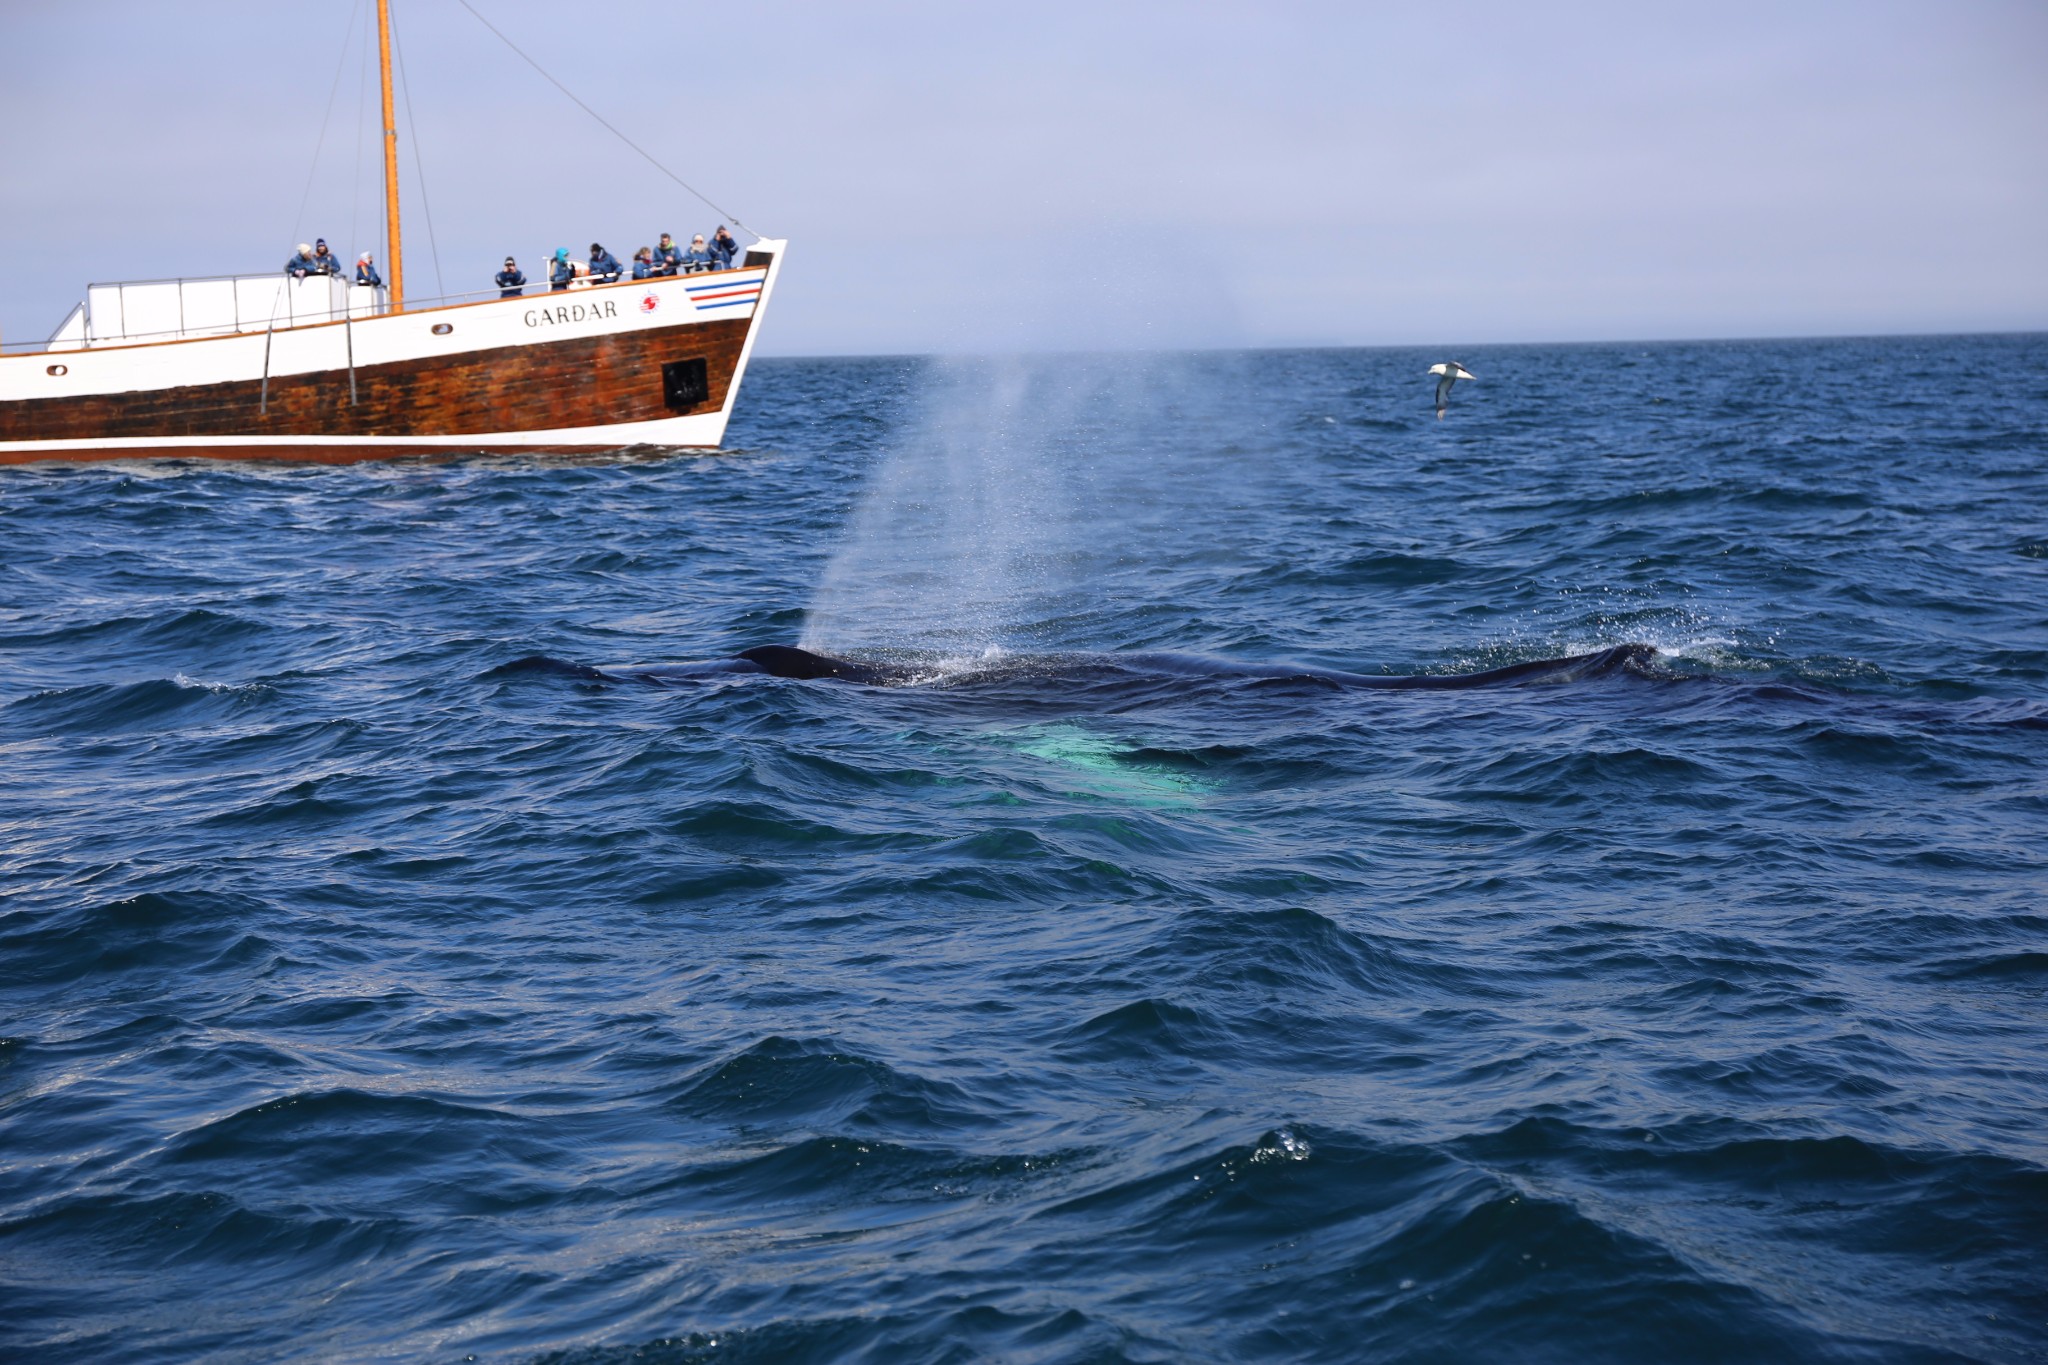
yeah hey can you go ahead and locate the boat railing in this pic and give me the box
[4,273,384,356]
[2,264,759,356]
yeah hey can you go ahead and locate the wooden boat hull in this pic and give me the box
[0,245,784,464]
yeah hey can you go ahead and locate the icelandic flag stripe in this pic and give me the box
[690,286,762,309]
[684,272,765,294]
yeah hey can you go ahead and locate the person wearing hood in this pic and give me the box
[710,226,738,270]
[631,246,660,281]
[355,252,383,287]
[682,234,716,273]
[284,243,318,277]
[309,238,342,276]
[589,242,623,283]
[550,248,575,291]
[497,256,527,298]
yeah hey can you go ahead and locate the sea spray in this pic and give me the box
[801,351,1248,660]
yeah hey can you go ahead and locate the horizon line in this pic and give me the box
[756,326,2048,363]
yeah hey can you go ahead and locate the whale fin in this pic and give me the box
[1434,643,1654,687]
[737,645,860,680]
[737,645,918,685]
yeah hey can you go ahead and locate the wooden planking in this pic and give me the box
[0,316,752,444]
[0,441,719,466]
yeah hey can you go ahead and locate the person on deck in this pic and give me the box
[309,238,342,275]
[496,256,527,297]
[654,232,683,275]
[355,252,383,287]
[589,242,623,283]
[550,248,574,291]
[711,226,738,270]
[631,246,659,280]
[682,234,716,272]
[284,243,318,277]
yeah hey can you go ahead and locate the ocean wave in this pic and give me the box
[0,890,275,988]
[6,674,272,732]
[661,1036,991,1135]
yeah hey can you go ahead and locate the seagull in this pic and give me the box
[1428,361,1476,418]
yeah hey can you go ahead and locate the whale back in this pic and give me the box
[730,642,1658,690]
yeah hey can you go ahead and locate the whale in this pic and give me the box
[493,642,1662,691]
[732,642,1655,689]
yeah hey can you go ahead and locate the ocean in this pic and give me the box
[2,335,2044,1363]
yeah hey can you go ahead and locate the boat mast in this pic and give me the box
[377,0,404,311]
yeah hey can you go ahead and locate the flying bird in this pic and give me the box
[1428,362,1476,418]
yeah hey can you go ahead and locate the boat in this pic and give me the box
[0,1,783,466]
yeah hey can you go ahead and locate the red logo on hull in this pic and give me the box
[639,292,660,314]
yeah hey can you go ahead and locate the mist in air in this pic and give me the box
[801,353,1256,658]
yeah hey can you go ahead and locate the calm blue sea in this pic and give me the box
[3,336,2046,1364]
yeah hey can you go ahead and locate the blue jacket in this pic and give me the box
[655,243,682,273]
[550,258,574,290]
[284,253,316,276]
[631,258,658,280]
[710,232,738,267]
[355,262,383,287]
[308,250,343,276]
[681,247,716,272]
[590,249,623,281]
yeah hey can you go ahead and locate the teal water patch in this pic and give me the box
[1000,723,1216,809]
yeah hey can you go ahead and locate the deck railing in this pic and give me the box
[1,261,757,356]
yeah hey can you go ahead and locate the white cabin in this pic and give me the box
[46,274,389,351]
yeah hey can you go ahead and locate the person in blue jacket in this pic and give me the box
[631,246,660,280]
[355,252,383,287]
[550,248,574,291]
[654,232,683,275]
[589,242,623,283]
[496,256,526,298]
[284,243,318,277]
[710,226,738,270]
[309,238,343,275]
[681,234,716,272]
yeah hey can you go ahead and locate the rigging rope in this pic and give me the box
[349,0,371,268]
[288,0,367,250]
[452,0,761,239]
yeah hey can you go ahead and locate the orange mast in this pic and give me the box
[377,0,404,311]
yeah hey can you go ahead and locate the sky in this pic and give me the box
[1,0,2043,355]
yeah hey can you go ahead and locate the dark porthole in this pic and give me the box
[431,322,453,336]
[46,364,67,376]
[662,357,710,411]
